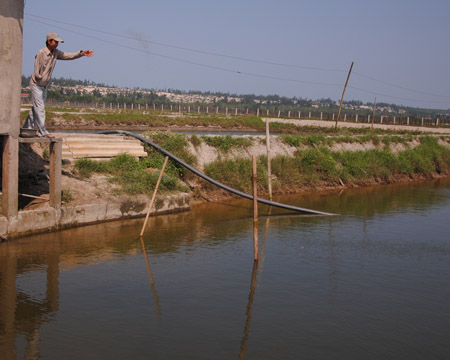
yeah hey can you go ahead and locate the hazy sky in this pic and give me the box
[22,0,450,109]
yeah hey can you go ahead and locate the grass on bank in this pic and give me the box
[74,132,197,195]
[204,136,450,193]
[74,153,189,195]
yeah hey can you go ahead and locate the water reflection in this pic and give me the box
[139,237,161,318]
[239,217,270,359]
[0,244,60,359]
[0,178,449,359]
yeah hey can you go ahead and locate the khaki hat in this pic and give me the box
[46,32,64,43]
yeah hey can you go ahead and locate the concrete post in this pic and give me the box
[0,0,23,138]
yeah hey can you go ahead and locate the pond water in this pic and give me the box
[1,178,450,359]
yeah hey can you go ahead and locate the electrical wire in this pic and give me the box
[26,17,343,88]
[24,13,450,105]
[25,13,347,73]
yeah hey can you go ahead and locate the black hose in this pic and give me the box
[100,130,335,216]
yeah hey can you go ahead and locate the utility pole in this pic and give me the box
[335,61,354,130]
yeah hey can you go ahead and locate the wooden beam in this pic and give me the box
[2,135,19,217]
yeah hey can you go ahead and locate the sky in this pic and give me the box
[22,0,450,109]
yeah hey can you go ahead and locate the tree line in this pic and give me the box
[21,76,449,118]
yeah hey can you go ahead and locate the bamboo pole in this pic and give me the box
[252,155,259,261]
[334,61,354,129]
[265,120,273,201]
[140,156,169,237]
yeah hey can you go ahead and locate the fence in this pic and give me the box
[21,98,450,127]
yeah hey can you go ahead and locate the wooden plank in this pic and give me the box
[49,140,62,209]
[1,135,19,217]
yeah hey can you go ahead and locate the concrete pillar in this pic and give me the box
[0,0,24,138]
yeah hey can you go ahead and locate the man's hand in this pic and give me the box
[81,50,94,57]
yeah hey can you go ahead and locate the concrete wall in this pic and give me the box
[0,0,24,137]
[0,193,190,238]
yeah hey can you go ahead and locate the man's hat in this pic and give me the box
[46,32,64,43]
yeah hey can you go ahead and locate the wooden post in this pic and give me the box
[252,155,259,262]
[371,98,376,130]
[335,61,354,129]
[257,109,260,116]
[1,135,18,217]
[140,156,169,237]
[309,112,311,118]
[355,114,358,122]
[49,139,62,209]
[265,121,272,201]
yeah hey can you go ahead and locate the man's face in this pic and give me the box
[47,39,59,51]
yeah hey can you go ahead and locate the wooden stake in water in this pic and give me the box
[265,120,273,201]
[140,156,169,237]
[252,155,259,262]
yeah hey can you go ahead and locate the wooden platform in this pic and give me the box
[59,133,148,161]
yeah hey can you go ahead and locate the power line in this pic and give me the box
[25,17,343,88]
[24,13,450,105]
[353,71,449,99]
[25,13,348,73]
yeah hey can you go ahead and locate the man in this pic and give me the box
[23,32,94,137]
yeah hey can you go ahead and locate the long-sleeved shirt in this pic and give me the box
[30,47,83,87]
